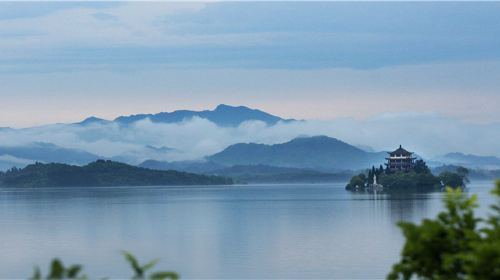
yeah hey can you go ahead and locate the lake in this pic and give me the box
[0,180,497,279]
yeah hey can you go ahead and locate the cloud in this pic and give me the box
[1,2,500,71]
[0,155,35,165]
[92,12,118,22]
[0,114,499,166]
[0,2,120,20]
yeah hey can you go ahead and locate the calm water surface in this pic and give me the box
[0,181,496,279]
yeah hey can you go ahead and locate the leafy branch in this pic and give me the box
[31,252,179,280]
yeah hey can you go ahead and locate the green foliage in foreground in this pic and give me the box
[388,180,500,280]
[31,252,179,280]
[0,160,232,187]
[31,259,84,280]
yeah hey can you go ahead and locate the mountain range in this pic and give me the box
[0,105,499,179]
[78,104,295,127]
[433,153,500,170]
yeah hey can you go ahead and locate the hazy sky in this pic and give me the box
[1,2,500,127]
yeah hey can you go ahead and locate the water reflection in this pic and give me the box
[349,189,433,224]
[0,182,493,279]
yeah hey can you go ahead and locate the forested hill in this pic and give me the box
[0,160,233,187]
[208,136,387,171]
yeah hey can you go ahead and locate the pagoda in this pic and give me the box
[385,145,416,172]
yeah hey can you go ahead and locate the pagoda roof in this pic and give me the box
[388,145,413,156]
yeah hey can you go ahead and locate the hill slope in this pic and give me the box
[0,160,232,187]
[0,142,100,167]
[207,136,387,171]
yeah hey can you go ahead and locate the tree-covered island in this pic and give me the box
[346,146,469,192]
[0,160,233,187]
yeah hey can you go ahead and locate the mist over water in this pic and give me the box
[0,181,495,279]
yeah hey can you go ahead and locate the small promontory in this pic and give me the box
[346,145,469,192]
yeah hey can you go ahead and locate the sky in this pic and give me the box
[1,2,499,127]
[1,2,500,159]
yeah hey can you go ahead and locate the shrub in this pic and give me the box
[388,180,500,279]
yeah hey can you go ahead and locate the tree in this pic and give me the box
[456,166,470,184]
[385,165,391,175]
[413,159,430,174]
[358,173,367,183]
[368,170,372,184]
[439,171,466,188]
[388,180,500,280]
[345,173,367,190]
[348,175,365,190]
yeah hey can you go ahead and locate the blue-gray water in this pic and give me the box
[0,181,497,279]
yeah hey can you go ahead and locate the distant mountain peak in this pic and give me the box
[111,104,294,127]
[215,104,238,110]
[76,116,109,125]
[444,152,500,160]
[291,135,342,142]
[432,152,500,170]
[213,104,260,112]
